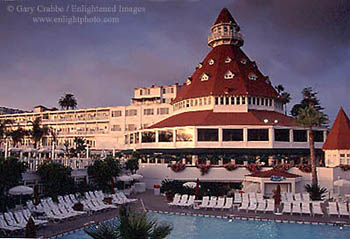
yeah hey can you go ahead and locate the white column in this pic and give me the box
[269,127,274,146]
[4,137,9,159]
[86,146,90,159]
[243,128,248,142]
[218,127,223,146]
[155,131,159,143]
[51,141,55,160]
[289,129,293,143]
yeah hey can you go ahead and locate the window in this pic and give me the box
[111,125,121,131]
[141,132,156,143]
[204,98,207,105]
[240,58,247,64]
[313,130,324,142]
[257,98,260,106]
[236,97,240,105]
[143,108,154,116]
[225,57,232,63]
[265,98,269,106]
[157,108,169,115]
[293,130,307,142]
[198,63,202,69]
[220,97,224,105]
[197,129,219,141]
[225,97,230,105]
[139,89,143,95]
[125,109,137,117]
[248,73,257,80]
[252,97,256,105]
[215,97,219,105]
[242,97,246,105]
[111,110,122,117]
[231,97,235,105]
[275,129,290,142]
[269,99,273,106]
[201,73,210,81]
[248,97,251,105]
[126,124,137,131]
[176,129,194,142]
[248,129,269,141]
[223,129,243,141]
[158,130,173,142]
[208,59,215,65]
[224,70,235,79]
[340,154,345,157]
[162,88,166,94]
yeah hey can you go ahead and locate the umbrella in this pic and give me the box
[9,186,34,195]
[38,148,50,153]
[183,182,197,189]
[23,148,38,153]
[117,175,133,182]
[9,148,23,152]
[130,174,143,180]
[55,149,65,154]
[334,179,350,187]
[274,184,281,206]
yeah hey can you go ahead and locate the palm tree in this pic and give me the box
[85,206,173,239]
[58,93,77,110]
[296,106,326,185]
[28,118,49,149]
[9,128,27,147]
[275,84,291,115]
[0,119,12,144]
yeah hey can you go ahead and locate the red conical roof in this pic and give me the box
[214,8,236,25]
[323,108,350,150]
[173,45,279,103]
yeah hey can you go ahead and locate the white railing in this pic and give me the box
[208,32,243,43]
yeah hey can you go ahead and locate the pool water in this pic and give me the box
[57,213,350,239]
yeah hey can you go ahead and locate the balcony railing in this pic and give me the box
[208,32,243,43]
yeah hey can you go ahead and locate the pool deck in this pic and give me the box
[9,190,350,238]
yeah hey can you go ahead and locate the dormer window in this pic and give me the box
[248,73,257,81]
[224,70,235,79]
[186,77,192,85]
[240,58,247,64]
[198,63,202,69]
[225,57,232,63]
[208,59,215,65]
[201,73,210,81]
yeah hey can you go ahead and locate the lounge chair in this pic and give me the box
[311,202,323,216]
[64,195,74,206]
[281,192,287,203]
[301,202,311,215]
[248,200,257,212]
[93,199,117,210]
[264,199,275,213]
[256,200,266,212]
[199,196,210,209]
[13,211,30,227]
[4,212,26,229]
[302,193,310,202]
[44,208,66,221]
[168,194,181,206]
[0,214,22,233]
[282,202,292,215]
[338,203,349,218]
[249,193,257,202]
[242,193,249,203]
[286,193,294,202]
[94,191,104,200]
[328,202,339,217]
[22,209,48,226]
[175,195,189,207]
[292,202,301,215]
[117,192,138,203]
[214,197,225,210]
[222,197,233,210]
[234,193,242,204]
[69,194,79,204]
[256,193,264,203]
[182,195,195,207]
[206,196,218,209]
[294,193,302,202]
[238,201,249,212]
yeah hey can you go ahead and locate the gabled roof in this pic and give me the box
[248,169,301,178]
[172,45,279,104]
[214,8,237,25]
[148,110,297,129]
[323,108,350,150]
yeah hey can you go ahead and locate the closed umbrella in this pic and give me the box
[195,178,200,199]
[183,182,197,189]
[274,184,281,206]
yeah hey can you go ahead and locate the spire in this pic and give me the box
[208,8,243,48]
[323,107,350,150]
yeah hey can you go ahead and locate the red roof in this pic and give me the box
[148,110,297,129]
[323,108,350,150]
[172,45,279,104]
[214,8,236,25]
[248,169,301,178]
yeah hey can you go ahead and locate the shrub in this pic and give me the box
[169,161,186,173]
[224,163,239,171]
[305,184,328,201]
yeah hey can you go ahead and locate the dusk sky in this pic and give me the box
[1,0,349,123]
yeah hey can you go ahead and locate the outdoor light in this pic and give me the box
[263,119,269,124]
[274,120,279,124]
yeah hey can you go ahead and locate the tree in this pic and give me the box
[8,127,27,147]
[84,206,173,239]
[74,137,86,155]
[0,157,27,212]
[63,140,70,154]
[28,118,49,149]
[0,119,12,144]
[125,152,140,174]
[294,87,329,186]
[305,184,327,201]
[37,162,75,201]
[275,84,291,115]
[58,93,77,110]
[87,156,121,193]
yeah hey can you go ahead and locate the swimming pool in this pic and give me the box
[57,212,350,239]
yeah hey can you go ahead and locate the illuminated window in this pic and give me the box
[224,70,235,79]
[208,59,215,65]
[201,73,210,81]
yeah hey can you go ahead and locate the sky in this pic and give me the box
[0,0,349,124]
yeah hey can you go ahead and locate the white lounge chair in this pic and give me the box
[256,200,266,212]
[4,212,26,229]
[328,202,339,217]
[182,195,195,207]
[286,193,294,202]
[301,202,311,215]
[292,202,301,215]
[242,193,249,203]
[222,197,233,210]
[281,192,287,203]
[199,196,210,209]
[206,196,218,209]
[22,209,48,226]
[44,208,66,221]
[13,211,30,228]
[264,199,275,213]
[248,201,257,212]
[117,192,137,203]
[294,193,302,202]
[302,193,310,202]
[338,203,349,218]
[311,202,323,216]
[175,195,189,207]
[214,197,225,210]
[256,193,264,203]
[0,214,22,233]
[249,193,257,202]
[168,194,181,206]
[282,202,292,215]
[69,194,79,204]
[234,193,242,204]
[238,201,249,212]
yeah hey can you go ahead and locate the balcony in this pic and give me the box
[208,32,243,45]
